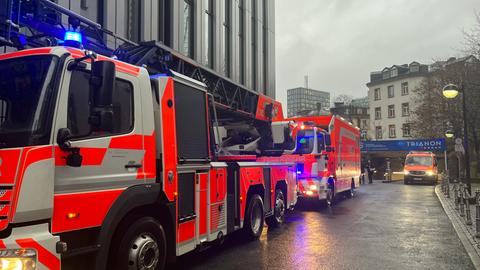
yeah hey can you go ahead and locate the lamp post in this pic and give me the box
[443,83,471,193]
[445,130,454,138]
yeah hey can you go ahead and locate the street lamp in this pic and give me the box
[445,130,454,138]
[442,84,460,99]
[442,83,471,192]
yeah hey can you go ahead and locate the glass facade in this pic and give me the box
[182,0,194,58]
[53,0,276,98]
[204,0,213,67]
[287,87,330,117]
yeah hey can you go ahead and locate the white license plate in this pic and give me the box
[414,177,422,180]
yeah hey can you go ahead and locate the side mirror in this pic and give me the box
[56,128,83,167]
[90,60,116,132]
[57,128,72,150]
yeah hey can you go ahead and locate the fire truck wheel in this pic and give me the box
[266,189,285,227]
[111,217,167,270]
[244,194,264,239]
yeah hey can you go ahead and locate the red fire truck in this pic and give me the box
[0,1,297,269]
[266,116,361,205]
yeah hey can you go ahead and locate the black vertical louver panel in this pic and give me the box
[178,173,195,220]
[174,81,209,161]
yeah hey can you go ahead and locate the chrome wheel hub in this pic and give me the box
[128,233,160,270]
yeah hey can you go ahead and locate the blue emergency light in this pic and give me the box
[63,31,83,48]
[64,31,82,43]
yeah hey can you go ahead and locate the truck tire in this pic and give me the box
[110,217,167,270]
[266,189,285,228]
[244,194,264,239]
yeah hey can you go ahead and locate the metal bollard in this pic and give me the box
[460,184,465,217]
[454,184,459,210]
[476,193,480,238]
[465,189,473,225]
[446,176,450,198]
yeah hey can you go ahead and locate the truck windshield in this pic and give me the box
[295,130,314,154]
[405,156,433,166]
[0,55,58,149]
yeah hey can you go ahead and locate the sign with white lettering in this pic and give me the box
[360,138,446,152]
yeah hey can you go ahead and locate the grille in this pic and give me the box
[410,171,426,176]
[211,203,226,230]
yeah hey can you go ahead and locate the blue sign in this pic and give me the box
[360,138,446,152]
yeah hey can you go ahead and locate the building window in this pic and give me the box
[402,102,409,116]
[262,0,268,92]
[376,126,382,139]
[238,0,245,84]
[204,0,214,67]
[251,0,257,90]
[182,0,194,58]
[222,0,231,76]
[389,125,396,138]
[390,68,398,77]
[410,64,419,72]
[374,88,381,100]
[375,107,381,120]
[403,124,411,137]
[388,85,394,98]
[158,0,172,46]
[361,119,368,129]
[401,82,408,95]
[127,0,142,42]
[382,70,390,79]
[388,105,395,118]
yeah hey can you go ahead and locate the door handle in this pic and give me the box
[125,163,142,169]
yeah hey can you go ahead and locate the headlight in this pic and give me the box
[305,190,314,196]
[0,249,36,270]
[309,185,317,191]
[426,170,434,176]
[404,170,409,175]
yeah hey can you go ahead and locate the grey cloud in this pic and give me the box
[275,0,479,109]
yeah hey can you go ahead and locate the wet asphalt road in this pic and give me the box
[172,182,474,270]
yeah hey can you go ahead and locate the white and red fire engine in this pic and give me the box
[262,116,361,205]
[0,1,298,269]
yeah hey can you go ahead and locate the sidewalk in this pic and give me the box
[436,183,480,269]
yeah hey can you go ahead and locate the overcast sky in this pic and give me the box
[275,0,479,108]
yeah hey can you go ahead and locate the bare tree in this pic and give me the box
[463,12,480,59]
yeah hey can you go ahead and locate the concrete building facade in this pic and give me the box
[52,0,276,98]
[330,102,370,139]
[287,87,330,117]
[367,62,429,140]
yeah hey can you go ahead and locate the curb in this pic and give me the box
[435,185,480,269]
[381,179,403,183]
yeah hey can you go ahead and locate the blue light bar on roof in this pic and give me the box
[64,31,82,43]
